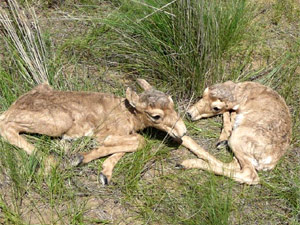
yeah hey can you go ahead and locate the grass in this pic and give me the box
[0,0,299,224]
[0,0,49,85]
[99,0,252,96]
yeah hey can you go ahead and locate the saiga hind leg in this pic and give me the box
[180,136,259,185]
[0,122,60,175]
[0,111,74,174]
[0,123,35,155]
[180,157,259,185]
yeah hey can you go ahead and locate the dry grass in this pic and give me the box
[0,0,48,84]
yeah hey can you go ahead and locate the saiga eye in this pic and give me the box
[213,106,221,112]
[146,112,162,122]
[151,115,161,120]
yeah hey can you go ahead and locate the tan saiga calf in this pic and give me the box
[0,79,186,185]
[179,81,292,185]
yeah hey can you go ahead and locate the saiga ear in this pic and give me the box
[203,87,209,95]
[126,87,140,108]
[137,79,152,91]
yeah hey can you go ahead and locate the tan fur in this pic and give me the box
[183,81,292,185]
[0,80,186,185]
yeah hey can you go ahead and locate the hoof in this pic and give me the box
[175,163,185,169]
[216,140,228,149]
[99,173,109,186]
[70,154,84,167]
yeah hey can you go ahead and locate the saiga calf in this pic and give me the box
[0,79,186,185]
[180,81,292,185]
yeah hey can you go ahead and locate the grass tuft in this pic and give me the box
[0,0,49,85]
[100,0,251,96]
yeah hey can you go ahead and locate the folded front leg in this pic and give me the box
[79,134,145,164]
[99,153,125,185]
[71,134,145,184]
[217,112,235,148]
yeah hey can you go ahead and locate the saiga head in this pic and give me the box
[187,81,237,121]
[126,79,186,139]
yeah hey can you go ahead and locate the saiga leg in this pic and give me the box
[0,123,60,174]
[99,153,125,185]
[0,122,35,155]
[217,112,236,148]
[180,136,259,184]
[72,134,145,185]
[181,154,259,185]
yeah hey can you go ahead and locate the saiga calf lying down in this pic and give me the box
[0,79,186,185]
[180,81,291,184]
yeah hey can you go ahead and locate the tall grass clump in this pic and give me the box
[0,0,49,85]
[104,0,250,95]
